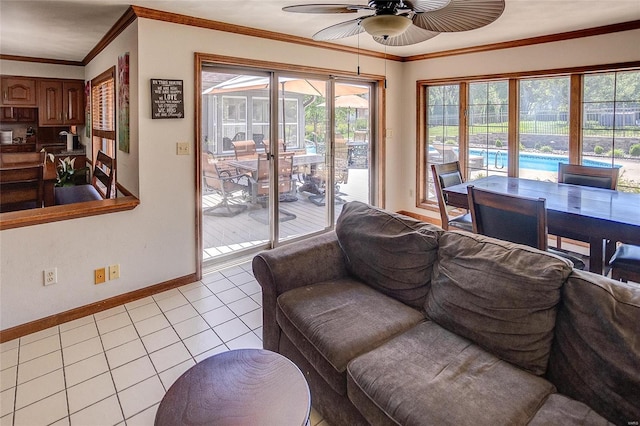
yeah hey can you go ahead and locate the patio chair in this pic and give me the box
[555,163,619,252]
[202,154,248,217]
[431,161,472,231]
[232,140,257,160]
[249,152,296,222]
[308,138,349,206]
[467,185,585,270]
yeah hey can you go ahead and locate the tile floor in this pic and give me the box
[0,261,328,426]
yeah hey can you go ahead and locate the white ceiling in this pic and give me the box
[1,0,639,62]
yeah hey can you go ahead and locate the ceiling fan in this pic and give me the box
[283,0,506,46]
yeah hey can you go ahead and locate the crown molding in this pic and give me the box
[0,54,82,67]
[82,6,138,65]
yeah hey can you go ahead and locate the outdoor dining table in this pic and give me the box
[442,175,640,275]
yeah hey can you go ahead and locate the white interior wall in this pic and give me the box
[0,18,398,330]
[395,29,640,217]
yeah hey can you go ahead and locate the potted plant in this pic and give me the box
[47,154,88,187]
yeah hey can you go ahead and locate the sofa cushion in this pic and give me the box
[426,231,573,376]
[347,321,556,426]
[546,270,640,425]
[528,394,612,425]
[336,201,443,309]
[277,279,424,395]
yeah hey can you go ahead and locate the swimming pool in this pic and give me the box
[469,149,619,172]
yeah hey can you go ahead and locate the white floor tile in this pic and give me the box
[0,413,12,426]
[193,344,228,363]
[190,295,224,314]
[156,294,189,312]
[60,322,99,348]
[111,356,156,392]
[183,329,223,357]
[148,342,191,373]
[93,305,126,322]
[50,416,70,426]
[226,332,263,350]
[201,305,236,328]
[105,339,146,369]
[64,353,109,387]
[141,327,179,354]
[19,326,59,345]
[177,281,204,293]
[69,394,123,426]
[124,296,155,311]
[201,271,225,284]
[152,288,180,302]
[180,285,213,303]
[0,388,14,418]
[227,297,260,317]
[228,271,254,286]
[59,316,94,333]
[158,359,195,391]
[239,309,262,330]
[15,369,65,410]
[18,334,60,363]
[164,304,198,325]
[17,350,62,385]
[221,265,245,278]
[238,280,261,296]
[0,339,18,353]
[124,402,159,426]
[67,372,115,414]
[127,303,161,323]
[0,366,16,392]
[172,316,210,340]
[254,327,263,340]
[118,375,164,419]
[133,314,170,337]
[0,348,18,371]
[101,324,139,351]
[213,318,251,343]
[205,278,237,294]
[13,390,67,426]
[96,312,132,335]
[216,287,246,304]
[62,337,103,366]
[251,293,262,306]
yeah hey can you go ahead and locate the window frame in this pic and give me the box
[416,61,640,211]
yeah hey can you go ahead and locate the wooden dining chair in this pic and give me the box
[431,161,472,231]
[555,163,620,252]
[0,151,45,212]
[467,185,585,269]
[54,151,115,205]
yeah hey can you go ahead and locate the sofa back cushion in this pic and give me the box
[336,202,443,309]
[425,231,573,375]
[546,270,640,425]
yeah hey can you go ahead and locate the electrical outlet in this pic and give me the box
[109,264,120,280]
[176,142,190,155]
[95,268,106,284]
[44,268,57,286]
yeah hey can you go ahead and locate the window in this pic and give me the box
[91,67,116,194]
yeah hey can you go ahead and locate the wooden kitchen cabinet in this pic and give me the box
[38,79,84,126]
[1,77,37,107]
[0,107,37,122]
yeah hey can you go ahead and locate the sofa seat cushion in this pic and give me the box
[426,231,573,376]
[277,279,425,395]
[547,270,640,425]
[528,394,612,425]
[336,201,443,309]
[347,321,556,426]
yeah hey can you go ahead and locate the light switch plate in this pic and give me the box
[177,142,190,155]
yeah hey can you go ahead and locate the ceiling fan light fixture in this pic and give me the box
[361,14,412,38]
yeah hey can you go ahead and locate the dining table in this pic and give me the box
[442,175,640,275]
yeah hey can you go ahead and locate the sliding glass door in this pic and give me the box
[199,63,375,267]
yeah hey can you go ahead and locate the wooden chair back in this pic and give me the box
[232,140,257,160]
[431,161,464,230]
[254,152,294,197]
[467,185,547,250]
[263,139,286,155]
[92,151,115,199]
[0,151,45,211]
[558,163,619,190]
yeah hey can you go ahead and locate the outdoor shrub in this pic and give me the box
[540,146,553,153]
[445,139,457,145]
[629,143,640,156]
[534,143,542,150]
[606,149,625,158]
[594,145,604,155]
[495,140,503,147]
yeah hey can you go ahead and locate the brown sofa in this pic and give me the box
[253,201,640,426]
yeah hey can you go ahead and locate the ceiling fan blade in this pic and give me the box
[313,18,365,41]
[373,24,439,46]
[412,0,505,32]
[283,4,369,14]
[403,0,451,13]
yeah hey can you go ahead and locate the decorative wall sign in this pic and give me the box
[118,52,130,153]
[151,79,184,119]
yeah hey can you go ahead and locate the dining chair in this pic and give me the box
[609,244,640,284]
[54,151,115,205]
[0,151,45,212]
[467,185,586,270]
[555,163,620,253]
[431,161,472,231]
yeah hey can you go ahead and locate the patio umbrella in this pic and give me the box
[322,94,369,138]
[206,76,368,97]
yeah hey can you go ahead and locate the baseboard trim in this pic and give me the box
[0,273,198,343]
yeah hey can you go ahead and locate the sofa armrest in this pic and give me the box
[252,231,349,351]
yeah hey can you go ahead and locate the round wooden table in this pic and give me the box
[154,349,310,426]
